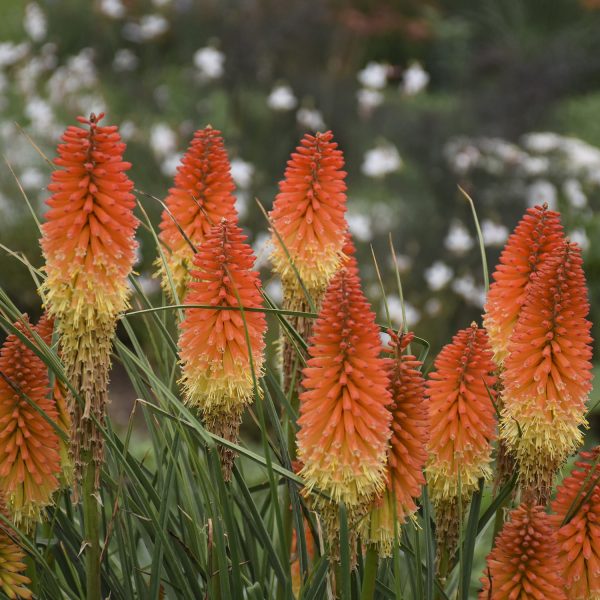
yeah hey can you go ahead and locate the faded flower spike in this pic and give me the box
[156,126,237,299]
[426,323,497,557]
[296,267,392,511]
[483,203,563,365]
[0,494,31,599]
[551,448,600,599]
[500,240,592,503]
[0,315,63,525]
[40,113,139,485]
[179,218,266,477]
[365,330,428,556]
[269,130,347,303]
[480,504,566,599]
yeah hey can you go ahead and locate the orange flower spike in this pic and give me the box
[366,330,428,554]
[483,203,563,364]
[156,126,237,299]
[501,241,593,502]
[270,131,347,301]
[0,316,62,524]
[480,504,566,600]
[179,218,266,425]
[551,448,600,599]
[296,267,392,510]
[426,324,497,504]
[0,495,31,599]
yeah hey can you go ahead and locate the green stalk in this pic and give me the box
[360,544,378,600]
[82,460,101,600]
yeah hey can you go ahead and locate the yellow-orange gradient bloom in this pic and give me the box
[269,131,347,301]
[0,316,62,524]
[40,113,139,482]
[366,330,428,555]
[179,218,266,467]
[551,448,600,599]
[0,495,31,599]
[480,504,566,599]
[296,267,391,510]
[501,241,592,502]
[156,126,237,299]
[483,204,563,364]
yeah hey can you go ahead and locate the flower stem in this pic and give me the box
[360,544,379,600]
[83,460,101,600]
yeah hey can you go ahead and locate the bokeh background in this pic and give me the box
[2,0,600,428]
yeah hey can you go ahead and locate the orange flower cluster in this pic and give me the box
[296,267,391,510]
[157,126,237,299]
[483,204,563,364]
[0,315,62,524]
[0,495,31,599]
[500,241,592,501]
[40,113,139,484]
[480,504,566,599]
[179,218,266,473]
[365,330,428,555]
[269,131,347,303]
[551,448,600,599]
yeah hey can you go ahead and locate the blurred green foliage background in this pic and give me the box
[1,0,600,401]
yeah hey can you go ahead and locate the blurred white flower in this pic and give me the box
[401,62,429,96]
[47,48,97,103]
[452,274,486,307]
[230,158,254,189]
[113,48,138,71]
[24,3,47,42]
[20,167,43,189]
[193,47,225,80]
[253,231,272,269]
[357,62,388,89]
[123,14,169,42]
[527,179,557,209]
[0,42,29,68]
[444,221,474,254]
[385,295,420,328]
[235,191,249,219]
[388,253,412,273]
[569,228,590,252]
[137,274,161,296]
[24,96,54,132]
[424,297,442,316]
[379,330,392,347]
[267,84,297,111]
[150,123,177,159]
[481,219,509,247]
[561,138,600,172]
[119,120,137,141]
[563,179,587,208]
[347,212,372,242]
[424,261,453,291]
[521,156,549,176]
[452,146,481,174]
[161,153,183,177]
[362,144,402,178]
[296,107,325,131]
[265,279,283,304]
[100,0,126,19]
[521,132,561,154]
[357,88,384,113]
[152,0,172,6]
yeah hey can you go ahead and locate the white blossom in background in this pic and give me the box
[100,0,126,18]
[265,279,283,304]
[424,297,442,316]
[561,137,600,173]
[444,221,474,254]
[252,232,272,269]
[24,96,54,133]
[569,228,590,252]
[357,62,388,89]
[152,0,172,6]
[123,14,169,42]
[481,219,509,247]
[357,88,384,113]
[521,132,561,154]
[401,62,429,96]
[47,48,97,103]
[563,179,587,208]
[161,153,183,177]
[0,42,29,68]
[235,191,249,220]
[424,261,453,291]
[347,212,372,242]
[521,156,549,176]
[379,330,392,347]
[385,295,420,328]
[267,84,297,111]
[296,108,325,131]
[193,47,225,80]
[452,145,481,174]
[388,253,412,273]
[452,274,486,307]
[362,143,402,178]
[119,120,137,141]
[137,274,161,296]
[113,48,138,72]
[150,123,177,159]
[24,3,47,42]
[19,167,44,189]
[230,158,254,189]
[527,180,557,209]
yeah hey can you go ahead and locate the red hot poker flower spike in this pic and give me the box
[501,241,593,503]
[483,204,563,364]
[156,126,237,299]
[296,267,392,511]
[480,504,566,599]
[0,494,31,599]
[551,448,600,599]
